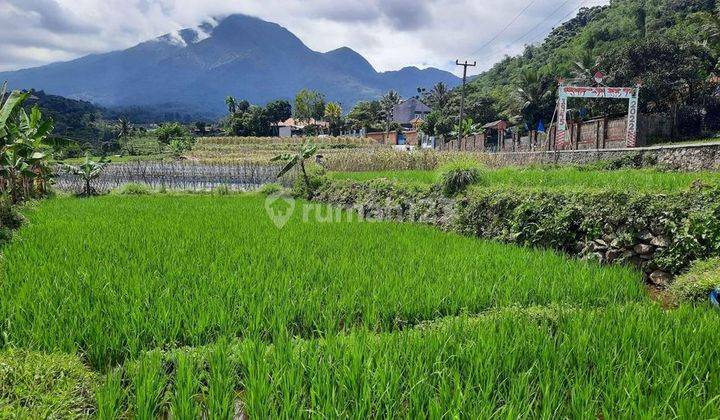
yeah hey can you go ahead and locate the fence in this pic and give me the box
[54,162,289,193]
[437,114,672,153]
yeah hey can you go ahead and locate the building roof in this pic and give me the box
[392,98,431,124]
[482,120,508,130]
[278,118,329,129]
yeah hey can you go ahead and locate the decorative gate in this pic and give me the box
[557,82,641,148]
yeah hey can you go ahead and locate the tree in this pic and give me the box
[347,101,381,132]
[117,117,132,139]
[225,96,237,115]
[63,153,108,196]
[195,121,207,135]
[294,89,326,125]
[155,123,191,144]
[511,67,555,130]
[427,82,450,110]
[271,143,318,199]
[603,36,714,113]
[0,86,55,203]
[380,90,401,140]
[451,118,478,139]
[324,102,343,135]
[265,99,292,136]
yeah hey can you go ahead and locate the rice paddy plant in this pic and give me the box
[171,352,201,419]
[132,352,166,419]
[0,195,644,368]
[132,304,720,418]
[206,340,236,419]
[330,166,720,192]
[96,369,125,420]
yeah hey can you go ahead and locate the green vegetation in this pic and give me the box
[1,192,720,416]
[670,258,720,303]
[330,166,720,192]
[0,195,642,369]
[0,349,97,418]
[437,159,486,196]
[430,1,720,141]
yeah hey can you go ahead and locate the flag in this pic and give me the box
[536,120,546,133]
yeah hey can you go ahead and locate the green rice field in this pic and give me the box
[1,194,719,418]
[329,167,720,192]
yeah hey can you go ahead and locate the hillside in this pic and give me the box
[0,14,460,119]
[449,0,719,135]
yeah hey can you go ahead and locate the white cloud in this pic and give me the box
[0,0,609,74]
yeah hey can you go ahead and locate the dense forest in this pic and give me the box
[428,0,719,138]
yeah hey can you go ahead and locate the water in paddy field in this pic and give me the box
[53,162,292,193]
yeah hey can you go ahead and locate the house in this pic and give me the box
[392,98,431,127]
[277,118,329,137]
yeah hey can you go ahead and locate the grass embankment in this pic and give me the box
[330,166,720,192]
[0,194,718,417]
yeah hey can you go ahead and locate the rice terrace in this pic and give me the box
[2,0,720,418]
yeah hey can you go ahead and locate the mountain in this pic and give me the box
[0,14,460,119]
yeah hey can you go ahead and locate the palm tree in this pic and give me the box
[324,102,343,135]
[513,67,554,130]
[571,51,601,85]
[429,82,450,109]
[380,90,401,141]
[225,96,237,115]
[117,117,132,139]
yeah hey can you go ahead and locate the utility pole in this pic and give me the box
[456,60,477,148]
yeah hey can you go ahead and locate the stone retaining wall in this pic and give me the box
[486,142,720,171]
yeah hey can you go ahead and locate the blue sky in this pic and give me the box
[0,0,608,74]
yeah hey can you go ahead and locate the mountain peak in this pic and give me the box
[0,15,460,117]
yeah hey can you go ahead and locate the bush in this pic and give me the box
[155,123,191,144]
[213,185,232,196]
[0,349,97,418]
[117,183,152,196]
[0,196,23,231]
[292,164,326,199]
[669,258,720,304]
[257,183,283,196]
[437,159,486,196]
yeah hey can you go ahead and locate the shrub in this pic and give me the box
[437,159,486,196]
[213,185,232,196]
[292,164,326,199]
[117,183,152,196]
[155,123,191,144]
[669,258,720,304]
[257,183,283,196]
[0,196,23,231]
[0,349,97,418]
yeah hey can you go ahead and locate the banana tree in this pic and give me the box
[0,87,55,202]
[271,143,317,199]
[63,154,109,196]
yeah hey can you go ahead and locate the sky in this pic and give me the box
[0,0,609,75]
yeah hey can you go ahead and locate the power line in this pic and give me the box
[522,0,592,46]
[509,0,575,46]
[469,0,539,56]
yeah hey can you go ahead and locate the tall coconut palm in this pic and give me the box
[513,67,554,130]
[429,82,450,109]
[571,51,601,85]
[380,90,401,140]
[225,96,237,115]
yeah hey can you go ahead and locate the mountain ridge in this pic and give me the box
[0,14,460,118]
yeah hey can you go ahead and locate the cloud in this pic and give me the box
[0,0,609,74]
